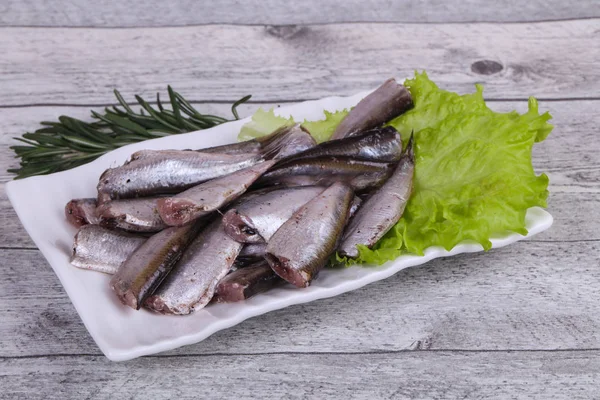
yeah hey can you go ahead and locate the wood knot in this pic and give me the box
[471,60,503,75]
[408,337,433,350]
[265,25,307,40]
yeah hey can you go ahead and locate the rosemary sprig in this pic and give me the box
[8,87,252,179]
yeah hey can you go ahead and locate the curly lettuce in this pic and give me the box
[238,108,349,144]
[239,72,552,264]
[301,109,350,143]
[238,108,295,141]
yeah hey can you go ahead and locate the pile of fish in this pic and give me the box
[66,78,416,315]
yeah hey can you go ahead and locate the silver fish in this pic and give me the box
[97,151,262,203]
[133,124,314,159]
[157,160,276,226]
[110,220,205,309]
[339,134,415,258]
[213,260,283,303]
[265,182,354,288]
[280,126,402,163]
[255,157,393,192]
[201,124,315,161]
[65,198,100,227]
[145,218,243,315]
[70,225,146,274]
[97,125,315,204]
[129,148,259,162]
[222,186,326,243]
[329,78,412,140]
[97,197,168,233]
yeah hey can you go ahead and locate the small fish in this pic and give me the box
[255,157,393,192]
[97,126,315,204]
[65,198,100,227]
[339,134,415,258]
[97,197,168,233]
[330,78,413,140]
[145,218,243,315]
[157,160,276,226]
[279,126,403,163]
[70,225,146,274]
[213,260,284,303]
[110,219,205,310]
[97,151,262,204]
[265,182,354,288]
[222,186,326,243]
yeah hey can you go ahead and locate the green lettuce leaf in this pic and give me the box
[238,107,349,144]
[353,72,552,263]
[238,108,294,141]
[301,109,350,143]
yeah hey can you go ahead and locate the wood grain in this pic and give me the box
[2,351,600,399]
[0,20,598,106]
[2,240,599,357]
[0,0,600,27]
[2,0,600,27]
[1,5,599,396]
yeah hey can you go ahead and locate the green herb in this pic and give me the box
[9,87,251,179]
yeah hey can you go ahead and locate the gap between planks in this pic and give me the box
[2,16,599,29]
[1,97,600,109]
[4,347,600,361]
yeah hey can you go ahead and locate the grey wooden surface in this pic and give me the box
[1,1,599,399]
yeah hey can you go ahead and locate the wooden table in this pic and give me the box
[1,1,599,398]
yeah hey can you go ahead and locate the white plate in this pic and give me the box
[6,88,553,361]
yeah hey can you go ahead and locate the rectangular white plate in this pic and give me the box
[6,87,553,361]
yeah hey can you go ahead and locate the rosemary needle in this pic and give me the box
[8,87,251,179]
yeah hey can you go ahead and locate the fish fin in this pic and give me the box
[258,126,292,160]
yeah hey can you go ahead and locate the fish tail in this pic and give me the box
[257,125,296,160]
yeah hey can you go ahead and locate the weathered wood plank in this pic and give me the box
[0,20,598,105]
[2,351,600,399]
[2,99,598,248]
[1,241,599,357]
[2,0,599,27]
